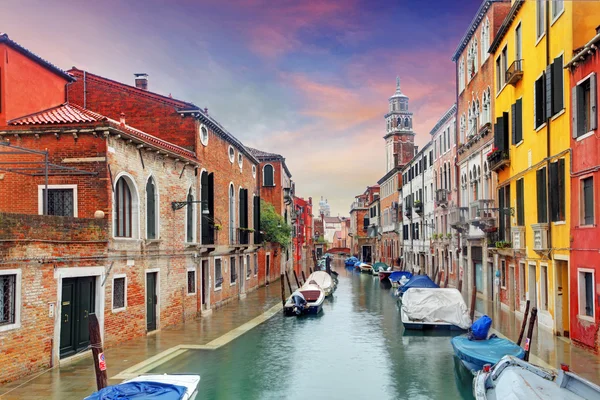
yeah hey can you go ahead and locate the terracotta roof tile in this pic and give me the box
[8,103,106,125]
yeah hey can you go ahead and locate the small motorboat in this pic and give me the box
[85,374,200,400]
[371,262,388,276]
[283,282,325,316]
[473,355,600,399]
[401,288,472,331]
[358,263,373,273]
[345,256,359,267]
[390,271,412,288]
[378,268,393,281]
[397,274,439,297]
[306,271,335,296]
[452,335,525,372]
[354,261,362,270]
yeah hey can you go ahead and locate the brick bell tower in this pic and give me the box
[384,76,415,172]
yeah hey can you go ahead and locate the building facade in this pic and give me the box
[293,196,314,274]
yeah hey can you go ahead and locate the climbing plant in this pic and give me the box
[260,199,292,247]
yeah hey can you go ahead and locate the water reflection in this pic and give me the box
[151,262,475,399]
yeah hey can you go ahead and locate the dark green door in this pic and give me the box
[146,273,157,331]
[60,277,96,358]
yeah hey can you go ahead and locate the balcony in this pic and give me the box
[435,189,448,208]
[404,205,412,218]
[449,207,469,232]
[487,149,510,172]
[505,59,523,86]
[414,201,423,215]
[512,226,525,250]
[532,223,549,252]
[469,199,495,227]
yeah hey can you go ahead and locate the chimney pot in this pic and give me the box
[134,73,148,90]
[204,107,208,114]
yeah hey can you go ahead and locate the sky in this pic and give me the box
[1,0,482,216]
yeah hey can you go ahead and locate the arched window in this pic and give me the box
[186,187,195,243]
[404,118,409,128]
[263,165,274,187]
[229,184,235,243]
[146,177,157,239]
[115,176,138,238]
[460,114,466,143]
[472,39,478,75]
[475,99,480,128]
[397,117,401,127]
[459,59,465,92]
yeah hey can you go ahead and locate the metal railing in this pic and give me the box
[506,59,523,85]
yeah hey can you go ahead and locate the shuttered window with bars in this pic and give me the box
[536,167,548,223]
[549,159,565,222]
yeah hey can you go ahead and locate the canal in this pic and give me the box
[150,265,475,399]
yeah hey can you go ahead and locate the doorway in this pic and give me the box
[266,253,271,283]
[555,260,570,337]
[528,264,537,308]
[146,272,158,332]
[509,264,516,311]
[201,260,209,310]
[475,262,483,293]
[60,277,95,358]
[362,246,372,263]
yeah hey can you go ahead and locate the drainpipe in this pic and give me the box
[83,70,87,109]
[545,0,552,260]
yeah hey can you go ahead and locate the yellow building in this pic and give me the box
[488,0,600,335]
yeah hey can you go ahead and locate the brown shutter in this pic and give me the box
[552,55,563,114]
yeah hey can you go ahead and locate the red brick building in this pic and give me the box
[0,34,261,383]
[565,28,600,351]
[293,196,313,274]
[247,147,294,283]
[349,186,379,262]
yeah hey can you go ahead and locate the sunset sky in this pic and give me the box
[2,0,481,215]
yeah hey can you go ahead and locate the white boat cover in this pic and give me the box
[401,288,472,329]
[125,374,200,400]
[306,271,333,294]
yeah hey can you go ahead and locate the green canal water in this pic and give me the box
[150,267,475,399]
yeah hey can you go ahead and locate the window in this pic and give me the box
[115,176,137,238]
[573,73,597,138]
[535,73,546,128]
[579,269,595,318]
[515,23,522,61]
[511,98,523,144]
[229,184,236,243]
[536,167,548,223]
[252,165,256,179]
[200,125,209,146]
[501,260,506,288]
[38,185,76,217]
[186,187,195,243]
[501,46,508,85]
[549,159,565,222]
[552,0,564,21]
[496,56,502,92]
[516,178,525,226]
[230,256,237,285]
[551,55,564,115]
[238,153,243,169]
[263,165,275,187]
[536,0,545,40]
[519,262,526,302]
[228,146,235,163]
[0,273,17,328]
[582,177,594,225]
[458,59,465,92]
[540,265,548,310]
[146,177,157,239]
[214,258,223,290]
[112,276,126,311]
[187,269,196,294]
[246,255,251,278]
[254,253,258,276]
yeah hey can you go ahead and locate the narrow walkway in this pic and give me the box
[0,283,283,400]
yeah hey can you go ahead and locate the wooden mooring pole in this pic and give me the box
[309,267,313,274]
[523,307,538,362]
[443,273,449,288]
[285,271,293,295]
[280,274,286,307]
[517,300,531,346]
[293,270,300,289]
[457,279,463,293]
[301,270,307,285]
[89,314,107,390]
[469,286,477,322]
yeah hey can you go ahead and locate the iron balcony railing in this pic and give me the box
[435,189,448,207]
[469,199,496,223]
[506,59,523,86]
[487,150,510,172]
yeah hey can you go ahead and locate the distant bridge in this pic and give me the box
[326,247,351,255]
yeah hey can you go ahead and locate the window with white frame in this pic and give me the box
[214,258,223,290]
[187,269,196,294]
[501,260,507,288]
[519,262,526,302]
[246,255,251,279]
[230,256,237,284]
[146,177,158,240]
[115,176,139,238]
[199,124,209,146]
[38,185,77,217]
[551,0,563,22]
[536,0,545,40]
[540,265,549,310]
[186,187,196,243]
[458,59,465,92]
[578,269,595,318]
[573,73,597,138]
[228,146,235,163]
[253,253,258,276]
[581,177,594,226]
[238,153,243,169]
[0,271,20,330]
[112,275,126,311]
[480,18,490,64]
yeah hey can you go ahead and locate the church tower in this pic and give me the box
[384,77,415,172]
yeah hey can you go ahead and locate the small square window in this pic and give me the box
[187,270,196,294]
[112,276,126,311]
[228,146,235,163]
[579,270,595,318]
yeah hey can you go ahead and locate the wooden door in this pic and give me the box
[60,279,76,358]
[60,277,95,358]
[146,272,157,331]
[201,260,208,308]
[76,277,95,352]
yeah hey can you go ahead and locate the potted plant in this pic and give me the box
[446,233,453,239]
[214,224,222,231]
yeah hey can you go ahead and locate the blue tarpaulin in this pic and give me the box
[85,381,187,400]
[398,275,438,295]
[451,336,525,371]
[389,271,412,283]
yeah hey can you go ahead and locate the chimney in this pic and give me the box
[204,107,208,115]
[414,146,419,155]
[120,112,126,126]
[134,73,148,90]
[309,197,312,205]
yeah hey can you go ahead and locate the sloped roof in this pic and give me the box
[246,146,292,178]
[0,33,74,82]
[8,103,105,125]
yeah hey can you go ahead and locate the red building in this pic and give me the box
[349,186,379,262]
[566,28,600,351]
[293,196,313,274]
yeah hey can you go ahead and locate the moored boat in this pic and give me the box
[401,288,471,331]
[345,256,359,267]
[85,374,200,400]
[396,274,439,297]
[306,271,335,296]
[378,269,393,281]
[359,263,373,273]
[451,335,525,372]
[390,271,412,288]
[284,282,325,316]
[371,262,389,276]
[473,355,600,399]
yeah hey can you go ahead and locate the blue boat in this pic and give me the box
[397,275,438,297]
[345,256,359,267]
[85,374,200,400]
[451,335,525,372]
[389,271,412,287]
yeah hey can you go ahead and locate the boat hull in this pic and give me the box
[451,336,525,373]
